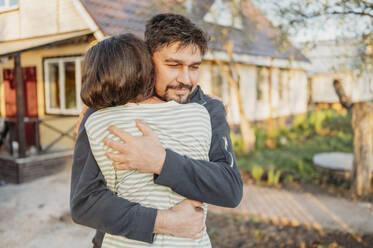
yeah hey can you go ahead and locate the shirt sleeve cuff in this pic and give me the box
[129,206,157,243]
[154,149,182,189]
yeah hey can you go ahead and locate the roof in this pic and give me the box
[79,0,309,63]
[0,30,93,57]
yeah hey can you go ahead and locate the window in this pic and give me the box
[279,69,290,101]
[44,56,83,115]
[203,0,243,29]
[256,67,267,101]
[278,69,288,100]
[0,0,18,12]
[210,64,230,103]
[211,65,224,98]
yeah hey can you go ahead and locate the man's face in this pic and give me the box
[152,42,202,103]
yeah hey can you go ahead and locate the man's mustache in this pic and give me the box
[166,83,192,91]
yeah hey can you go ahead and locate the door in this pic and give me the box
[3,67,38,146]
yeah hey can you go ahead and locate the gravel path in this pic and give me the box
[0,164,94,248]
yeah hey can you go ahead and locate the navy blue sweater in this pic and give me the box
[70,86,243,246]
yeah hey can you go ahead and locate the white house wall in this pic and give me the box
[200,63,308,123]
[0,0,89,42]
[59,0,90,33]
[198,64,212,94]
[0,10,19,40]
[236,66,307,122]
[312,72,373,103]
[289,70,308,115]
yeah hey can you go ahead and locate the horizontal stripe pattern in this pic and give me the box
[85,101,212,247]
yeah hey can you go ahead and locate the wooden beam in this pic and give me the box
[14,53,26,158]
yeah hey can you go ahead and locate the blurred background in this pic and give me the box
[0,0,372,247]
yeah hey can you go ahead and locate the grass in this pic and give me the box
[234,109,353,184]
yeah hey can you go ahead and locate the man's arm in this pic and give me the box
[70,109,205,244]
[155,99,242,207]
[106,99,243,207]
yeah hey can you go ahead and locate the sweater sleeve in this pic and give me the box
[154,99,243,207]
[70,109,157,243]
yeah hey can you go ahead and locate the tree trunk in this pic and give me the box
[352,102,373,196]
[267,67,273,132]
[229,80,256,153]
[266,66,276,148]
[216,41,256,153]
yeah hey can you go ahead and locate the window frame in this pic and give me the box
[43,56,83,115]
[0,0,19,12]
[210,64,230,103]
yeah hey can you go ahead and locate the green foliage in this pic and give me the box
[286,110,352,143]
[254,230,262,240]
[284,175,293,184]
[231,132,245,157]
[267,169,282,186]
[254,127,268,150]
[234,110,353,184]
[251,165,264,184]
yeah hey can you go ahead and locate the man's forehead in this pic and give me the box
[154,42,201,60]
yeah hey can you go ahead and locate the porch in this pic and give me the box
[0,30,93,183]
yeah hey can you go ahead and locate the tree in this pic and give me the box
[253,0,373,70]
[216,41,256,153]
[254,0,373,196]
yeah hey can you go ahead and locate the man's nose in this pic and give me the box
[176,66,192,85]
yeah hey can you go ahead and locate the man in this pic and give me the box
[70,13,243,248]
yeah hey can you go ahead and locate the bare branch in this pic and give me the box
[328,10,373,18]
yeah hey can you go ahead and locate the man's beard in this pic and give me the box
[156,83,192,104]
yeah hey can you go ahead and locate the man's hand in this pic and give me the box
[154,199,205,239]
[103,120,166,175]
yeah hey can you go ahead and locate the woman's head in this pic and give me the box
[81,34,154,109]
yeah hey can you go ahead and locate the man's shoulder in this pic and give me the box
[190,86,225,114]
[203,96,225,112]
[77,108,96,134]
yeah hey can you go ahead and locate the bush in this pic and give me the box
[234,110,353,184]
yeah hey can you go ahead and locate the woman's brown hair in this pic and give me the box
[81,34,154,109]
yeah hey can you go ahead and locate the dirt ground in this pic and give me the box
[206,212,373,248]
[208,171,373,248]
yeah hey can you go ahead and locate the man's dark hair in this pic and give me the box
[81,34,154,110]
[145,13,209,55]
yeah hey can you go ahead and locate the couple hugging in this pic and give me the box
[70,13,243,248]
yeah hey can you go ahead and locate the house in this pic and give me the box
[0,0,94,153]
[0,0,95,182]
[0,0,309,182]
[303,39,373,109]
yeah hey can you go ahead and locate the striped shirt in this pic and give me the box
[85,100,212,248]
